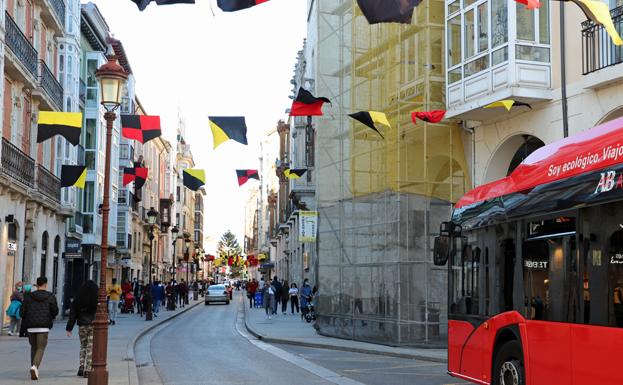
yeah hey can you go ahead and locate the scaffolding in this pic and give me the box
[314,0,471,345]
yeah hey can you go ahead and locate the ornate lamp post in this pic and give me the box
[90,48,128,385]
[171,225,179,281]
[145,207,158,321]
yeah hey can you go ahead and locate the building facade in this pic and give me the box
[0,0,79,330]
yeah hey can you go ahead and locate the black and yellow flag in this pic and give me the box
[356,0,422,24]
[209,117,248,149]
[349,111,391,139]
[484,100,532,111]
[284,168,307,179]
[61,165,87,189]
[37,112,82,146]
[183,169,206,191]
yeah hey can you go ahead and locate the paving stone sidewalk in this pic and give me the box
[0,298,201,385]
[243,301,448,363]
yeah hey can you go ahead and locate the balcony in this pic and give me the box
[68,212,84,234]
[37,0,65,35]
[445,0,552,119]
[581,6,623,86]
[1,138,35,189]
[34,60,63,111]
[118,189,129,206]
[36,164,61,203]
[119,144,135,162]
[4,12,38,86]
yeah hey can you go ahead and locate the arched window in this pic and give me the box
[41,232,49,277]
[53,236,61,294]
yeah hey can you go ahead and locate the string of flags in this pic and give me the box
[183,169,207,191]
[123,167,148,190]
[209,116,248,149]
[484,100,532,111]
[284,168,307,179]
[60,166,87,189]
[121,115,162,144]
[290,88,331,117]
[236,170,260,186]
[349,111,391,139]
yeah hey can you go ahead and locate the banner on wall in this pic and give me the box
[299,211,318,243]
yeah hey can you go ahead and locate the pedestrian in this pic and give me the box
[259,276,265,291]
[136,281,145,316]
[263,282,274,320]
[5,281,24,336]
[271,276,282,315]
[65,280,98,378]
[247,278,258,309]
[289,283,300,314]
[300,279,312,321]
[179,279,188,308]
[107,278,121,325]
[281,280,289,315]
[20,277,59,380]
[151,281,163,315]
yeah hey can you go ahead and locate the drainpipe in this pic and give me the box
[560,2,570,138]
[461,121,477,187]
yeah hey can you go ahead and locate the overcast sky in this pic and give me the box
[88,0,307,252]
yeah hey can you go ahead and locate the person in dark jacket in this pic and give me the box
[271,277,282,315]
[20,277,59,380]
[66,280,98,378]
[280,280,289,315]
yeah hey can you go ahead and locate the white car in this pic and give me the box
[205,284,230,305]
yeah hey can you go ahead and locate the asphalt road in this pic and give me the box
[149,296,467,385]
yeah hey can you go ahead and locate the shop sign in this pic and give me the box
[524,260,548,269]
[299,211,318,243]
[66,238,81,253]
[611,253,623,265]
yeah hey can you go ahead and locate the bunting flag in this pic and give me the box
[37,112,82,146]
[290,88,331,116]
[130,0,195,11]
[214,258,222,267]
[560,0,623,45]
[228,256,234,266]
[123,167,148,190]
[217,0,270,12]
[514,0,541,9]
[284,168,307,179]
[411,110,447,124]
[60,165,87,189]
[356,0,422,24]
[209,116,248,149]
[121,115,162,144]
[236,169,260,186]
[484,100,533,112]
[183,169,206,191]
[349,111,391,139]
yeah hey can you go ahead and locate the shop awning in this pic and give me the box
[456,116,623,209]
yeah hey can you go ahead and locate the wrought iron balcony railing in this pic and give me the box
[5,12,38,79]
[1,138,35,188]
[36,164,61,203]
[50,0,66,28]
[582,6,623,75]
[38,60,63,110]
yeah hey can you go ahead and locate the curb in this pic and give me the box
[242,303,447,364]
[125,299,203,362]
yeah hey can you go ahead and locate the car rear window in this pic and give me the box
[209,285,225,291]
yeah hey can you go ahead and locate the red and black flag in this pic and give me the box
[121,115,162,144]
[123,167,148,190]
[411,110,446,124]
[356,0,422,24]
[290,88,331,117]
[130,0,195,11]
[217,0,270,12]
[236,169,260,186]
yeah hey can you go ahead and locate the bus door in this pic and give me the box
[522,216,576,385]
[571,202,623,385]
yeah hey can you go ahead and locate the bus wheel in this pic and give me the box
[493,340,525,385]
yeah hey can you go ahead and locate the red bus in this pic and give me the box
[434,116,623,385]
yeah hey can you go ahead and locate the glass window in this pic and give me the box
[84,182,95,212]
[448,0,460,14]
[449,67,462,83]
[516,45,550,62]
[492,46,509,65]
[539,0,550,44]
[464,55,489,76]
[517,3,536,41]
[465,10,475,59]
[448,15,462,67]
[477,2,488,53]
[491,0,508,47]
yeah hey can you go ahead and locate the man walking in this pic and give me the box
[178,279,188,308]
[107,278,122,325]
[247,278,258,308]
[20,277,59,380]
[271,277,282,315]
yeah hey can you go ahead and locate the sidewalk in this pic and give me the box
[0,298,202,385]
[243,302,447,363]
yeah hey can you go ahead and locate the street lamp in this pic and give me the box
[145,207,158,321]
[171,225,179,282]
[90,47,128,385]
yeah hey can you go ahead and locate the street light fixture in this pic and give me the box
[144,207,158,322]
[171,225,179,282]
[90,47,128,385]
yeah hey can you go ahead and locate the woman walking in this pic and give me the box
[66,280,98,378]
[289,283,300,314]
[280,280,289,315]
[5,282,24,336]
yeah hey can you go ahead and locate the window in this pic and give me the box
[41,232,49,277]
[464,10,475,59]
[86,59,99,107]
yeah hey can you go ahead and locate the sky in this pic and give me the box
[88,0,308,252]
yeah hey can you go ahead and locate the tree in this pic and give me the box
[217,230,243,278]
